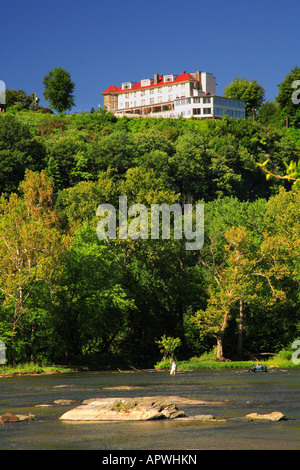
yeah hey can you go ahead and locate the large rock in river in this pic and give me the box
[245,411,286,421]
[59,397,186,421]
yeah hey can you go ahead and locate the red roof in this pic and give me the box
[102,84,118,94]
[102,72,197,95]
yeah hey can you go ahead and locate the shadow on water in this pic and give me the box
[0,368,300,450]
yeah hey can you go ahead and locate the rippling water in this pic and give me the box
[0,368,299,450]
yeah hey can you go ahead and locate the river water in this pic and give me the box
[0,368,299,450]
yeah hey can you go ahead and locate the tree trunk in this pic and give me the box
[237,299,243,356]
[216,334,223,360]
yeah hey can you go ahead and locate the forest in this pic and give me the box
[1,75,300,368]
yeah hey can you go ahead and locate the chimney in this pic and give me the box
[154,73,159,85]
[195,71,202,90]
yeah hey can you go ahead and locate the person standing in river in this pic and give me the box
[170,361,177,375]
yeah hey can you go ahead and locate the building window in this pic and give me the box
[214,108,224,116]
[203,97,211,103]
[193,108,201,115]
[203,108,211,114]
[164,75,175,83]
[141,79,151,87]
[125,102,129,108]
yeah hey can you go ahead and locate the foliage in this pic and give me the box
[1,89,300,367]
[5,89,40,111]
[276,66,300,127]
[0,170,67,363]
[0,115,44,194]
[43,67,75,113]
[156,335,182,362]
[223,77,265,117]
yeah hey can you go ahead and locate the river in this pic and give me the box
[0,368,299,450]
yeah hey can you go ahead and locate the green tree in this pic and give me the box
[193,197,289,359]
[156,335,181,363]
[5,89,39,111]
[223,77,265,117]
[256,101,284,127]
[0,115,44,194]
[50,224,134,365]
[43,67,75,113]
[88,130,135,175]
[276,66,300,126]
[0,170,66,363]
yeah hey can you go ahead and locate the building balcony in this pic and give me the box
[115,101,174,116]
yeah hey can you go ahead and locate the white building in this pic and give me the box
[102,71,245,120]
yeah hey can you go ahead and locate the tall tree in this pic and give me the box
[276,66,300,127]
[0,170,66,362]
[43,67,75,113]
[223,77,265,117]
[0,115,44,194]
[193,197,289,359]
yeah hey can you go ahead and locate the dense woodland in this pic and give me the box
[1,82,300,367]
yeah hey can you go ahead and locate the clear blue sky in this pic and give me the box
[2,0,299,112]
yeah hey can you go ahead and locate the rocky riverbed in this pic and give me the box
[0,395,286,423]
[56,395,285,423]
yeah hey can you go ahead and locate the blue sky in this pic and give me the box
[2,0,299,112]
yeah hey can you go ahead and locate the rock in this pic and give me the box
[245,411,286,421]
[54,399,81,405]
[59,397,186,421]
[0,412,36,423]
[16,413,35,422]
[179,414,215,421]
[177,414,226,422]
[190,414,216,421]
[82,395,222,406]
[103,386,142,390]
[0,412,19,423]
[35,404,52,407]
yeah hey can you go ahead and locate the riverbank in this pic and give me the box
[0,363,75,377]
[1,356,299,377]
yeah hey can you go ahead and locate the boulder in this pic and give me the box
[0,412,19,423]
[59,397,186,421]
[245,411,286,421]
[0,412,35,423]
